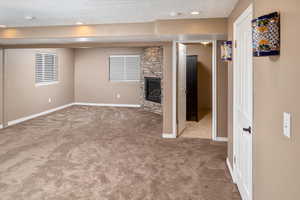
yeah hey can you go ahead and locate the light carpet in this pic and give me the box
[0,106,240,200]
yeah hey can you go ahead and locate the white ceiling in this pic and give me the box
[0,0,238,27]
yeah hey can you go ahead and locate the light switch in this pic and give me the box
[283,112,291,138]
[116,94,121,99]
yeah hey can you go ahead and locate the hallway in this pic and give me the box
[181,110,212,139]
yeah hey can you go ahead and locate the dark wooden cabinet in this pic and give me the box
[186,55,198,121]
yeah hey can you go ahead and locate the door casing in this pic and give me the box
[177,43,187,135]
[169,40,220,141]
[233,4,253,200]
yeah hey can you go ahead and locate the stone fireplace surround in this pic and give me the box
[140,47,163,115]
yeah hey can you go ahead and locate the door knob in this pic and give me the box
[243,126,252,134]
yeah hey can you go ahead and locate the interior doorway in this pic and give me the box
[175,40,217,140]
[181,42,213,139]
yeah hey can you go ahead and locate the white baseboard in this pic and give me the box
[214,137,228,142]
[162,133,177,139]
[226,157,236,183]
[74,102,141,108]
[7,103,74,127]
[6,102,141,127]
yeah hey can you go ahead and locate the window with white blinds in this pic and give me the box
[35,52,58,85]
[109,55,140,81]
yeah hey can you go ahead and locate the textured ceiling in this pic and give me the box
[0,0,238,27]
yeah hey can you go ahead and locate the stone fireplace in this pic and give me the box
[140,47,163,115]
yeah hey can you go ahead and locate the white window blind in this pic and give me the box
[109,55,140,81]
[35,52,58,84]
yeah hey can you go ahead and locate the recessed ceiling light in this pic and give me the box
[25,16,36,20]
[0,25,7,28]
[77,38,90,42]
[191,11,200,15]
[170,12,181,17]
[200,41,211,45]
[76,22,84,25]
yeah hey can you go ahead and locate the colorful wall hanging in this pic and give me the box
[221,41,232,61]
[252,12,280,57]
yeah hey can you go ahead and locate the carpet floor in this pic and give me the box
[0,106,241,200]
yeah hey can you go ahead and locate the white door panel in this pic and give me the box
[177,43,187,135]
[233,5,253,200]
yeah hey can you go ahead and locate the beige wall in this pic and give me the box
[155,18,228,35]
[0,19,227,41]
[253,0,300,199]
[216,41,228,138]
[74,45,173,134]
[228,0,300,199]
[162,43,173,134]
[0,49,3,125]
[4,48,74,122]
[2,43,173,135]
[186,44,212,111]
[74,47,143,105]
[227,0,253,166]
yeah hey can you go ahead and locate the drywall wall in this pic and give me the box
[186,43,212,111]
[0,18,227,41]
[227,0,253,167]
[162,43,173,134]
[228,0,300,199]
[216,41,228,138]
[74,47,143,105]
[155,18,228,35]
[253,0,300,199]
[74,44,173,134]
[4,48,74,122]
[0,49,3,125]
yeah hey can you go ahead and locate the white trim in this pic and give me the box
[172,41,177,138]
[6,102,142,127]
[35,81,59,87]
[172,40,217,140]
[214,137,228,142]
[109,80,140,83]
[226,157,236,183]
[35,49,57,55]
[162,133,177,139]
[233,4,253,200]
[7,103,74,127]
[211,40,218,141]
[109,55,140,58]
[74,102,141,108]
[234,4,253,26]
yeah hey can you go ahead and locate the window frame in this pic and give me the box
[35,51,59,87]
[109,55,141,82]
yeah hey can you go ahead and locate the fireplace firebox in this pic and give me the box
[145,77,161,103]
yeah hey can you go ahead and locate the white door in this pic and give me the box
[233,5,253,200]
[177,43,187,135]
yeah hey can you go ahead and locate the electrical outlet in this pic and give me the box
[48,98,52,103]
[283,112,291,138]
[116,94,121,99]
